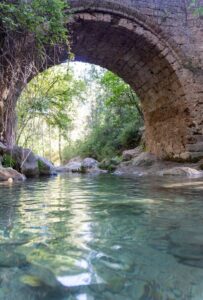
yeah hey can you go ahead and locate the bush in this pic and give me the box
[2,154,16,168]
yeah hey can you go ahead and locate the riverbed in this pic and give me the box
[0,174,203,299]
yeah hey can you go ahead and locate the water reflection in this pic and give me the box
[0,175,203,299]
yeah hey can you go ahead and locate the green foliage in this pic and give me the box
[37,159,44,173]
[99,156,122,172]
[2,154,16,168]
[17,64,86,161]
[190,0,203,15]
[63,70,143,162]
[0,0,69,49]
[17,63,143,164]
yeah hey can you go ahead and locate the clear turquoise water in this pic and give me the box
[0,174,203,299]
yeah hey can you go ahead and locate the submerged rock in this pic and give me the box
[0,248,27,267]
[0,167,25,181]
[168,230,203,268]
[158,167,203,177]
[22,263,61,288]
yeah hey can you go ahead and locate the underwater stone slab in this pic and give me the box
[158,167,203,177]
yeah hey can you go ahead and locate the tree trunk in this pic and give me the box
[58,128,62,164]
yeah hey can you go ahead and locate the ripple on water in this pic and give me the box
[0,175,203,299]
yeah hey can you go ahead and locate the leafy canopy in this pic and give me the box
[17,64,86,145]
[63,68,143,162]
[0,0,69,48]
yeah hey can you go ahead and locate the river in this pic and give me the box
[0,174,203,299]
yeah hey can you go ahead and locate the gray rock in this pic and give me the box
[0,249,27,268]
[179,151,203,162]
[82,157,98,169]
[20,148,39,177]
[87,167,108,174]
[186,142,203,152]
[158,167,203,177]
[0,167,25,181]
[122,147,142,161]
[56,161,82,173]
[37,156,56,176]
[132,152,159,167]
[0,142,7,155]
[56,157,105,174]
[5,146,39,177]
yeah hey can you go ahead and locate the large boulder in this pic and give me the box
[37,156,56,176]
[0,167,25,181]
[122,147,142,161]
[5,146,39,177]
[81,157,98,169]
[158,167,203,177]
[21,151,39,177]
[132,152,159,167]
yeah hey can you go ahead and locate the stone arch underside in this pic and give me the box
[67,8,194,160]
[1,0,203,161]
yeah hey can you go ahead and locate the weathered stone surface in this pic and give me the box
[132,152,159,167]
[82,157,98,169]
[116,150,203,177]
[37,156,56,176]
[0,167,25,182]
[56,157,106,174]
[122,147,142,161]
[56,161,82,173]
[8,146,39,177]
[158,167,203,177]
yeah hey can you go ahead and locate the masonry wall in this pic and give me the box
[68,0,203,161]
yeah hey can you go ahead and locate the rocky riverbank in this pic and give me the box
[0,142,203,182]
[115,147,203,177]
[0,142,55,182]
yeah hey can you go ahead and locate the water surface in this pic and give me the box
[0,174,203,299]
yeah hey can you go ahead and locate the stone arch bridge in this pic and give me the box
[1,0,203,161]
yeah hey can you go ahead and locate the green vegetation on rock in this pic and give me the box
[2,154,16,168]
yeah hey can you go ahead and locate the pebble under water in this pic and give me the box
[0,174,203,299]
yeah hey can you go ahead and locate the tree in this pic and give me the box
[63,69,144,161]
[16,64,85,162]
[100,71,144,120]
[0,0,71,146]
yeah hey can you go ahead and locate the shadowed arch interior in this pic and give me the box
[65,8,189,159]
